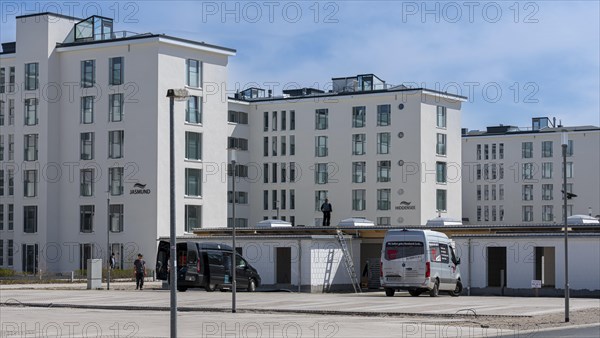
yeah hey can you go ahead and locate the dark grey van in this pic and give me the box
[156,241,261,292]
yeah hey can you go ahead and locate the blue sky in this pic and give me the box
[1,1,598,129]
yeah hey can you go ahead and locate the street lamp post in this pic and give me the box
[561,132,570,323]
[229,148,237,313]
[166,88,189,338]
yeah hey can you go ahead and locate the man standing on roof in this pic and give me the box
[321,198,332,226]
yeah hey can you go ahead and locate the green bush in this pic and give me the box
[0,268,15,277]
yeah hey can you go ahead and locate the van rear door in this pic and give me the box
[383,236,426,284]
[156,240,170,280]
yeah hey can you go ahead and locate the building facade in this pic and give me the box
[462,118,600,225]
[227,77,466,229]
[0,13,234,273]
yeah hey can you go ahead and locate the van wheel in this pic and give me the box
[384,288,395,297]
[205,284,216,292]
[429,279,439,297]
[409,290,422,297]
[247,279,256,292]
[450,280,462,297]
[177,286,187,292]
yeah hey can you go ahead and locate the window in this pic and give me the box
[8,170,13,196]
[263,190,269,210]
[263,111,268,131]
[542,184,553,201]
[8,99,14,125]
[8,205,13,230]
[315,163,328,184]
[542,162,552,179]
[281,136,286,156]
[281,163,287,182]
[109,167,124,196]
[271,111,277,131]
[185,205,201,232]
[80,169,94,196]
[352,106,366,128]
[271,163,278,183]
[352,189,366,211]
[499,206,505,221]
[110,204,124,232]
[290,135,296,155]
[477,185,481,201]
[185,168,201,196]
[8,240,13,266]
[272,136,277,156]
[80,205,94,233]
[186,132,202,160]
[542,205,554,222]
[377,217,391,226]
[315,109,328,130]
[436,133,446,155]
[0,67,4,93]
[109,57,124,85]
[0,100,4,126]
[272,189,277,210]
[24,134,38,161]
[228,110,248,124]
[377,189,391,210]
[499,143,504,159]
[484,206,489,221]
[228,137,248,151]
[436,162,446,183]
[23,170,37,197]
[484,185,489,201]
[25,63,39,90]
[377,104,390,126]
[492,206,497,222]
[352,162,366,183]
[24,98,38,126]
[477,206,482,222]
[566,140,574,156]
[228,191,248,204]
[289,162,296,182]
[491,163,497,180]
[491,184,497,200]
[522,163,534,180]
[186,59,201,87]
[499,163,504,179]
[290,110,295,130]
[352,134,366,155]
[522,142,533,158]
[377,132,390,154]
[109,94,123,122]
[186,96,201,123]
[562,204,573,218]
[281,111,286,130]
[565,162,573,178]
[476,144,481,160]
[263,163,269,183]
[80,132,94,160]
[499,184,504,200]
[290,189,295,210]
[483,163,489,180]
[484,144,489,160]
[81,60,95,88]
[491,143,497,160]
[476,164,481,180]
[0,205,3,230]
[315,190,328,211]
[522,184,534,201]
[263,137,269,156]
[0,240,3,265]
[81,96,94,124]
[542,141,553,157]
[377,160,391,182]
[0,170,3,196]
[315,136,328,157]
[436,106,446,128]
[563,183,573,200]
[108,131,124,158]
[8,67,15,92]
[522,206,533,222]
[23,206,37,233]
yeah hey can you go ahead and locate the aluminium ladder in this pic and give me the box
[336,229,362,293]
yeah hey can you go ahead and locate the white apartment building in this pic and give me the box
[462,117,600,225]
[227,75,466,228]
[0,12,234,273]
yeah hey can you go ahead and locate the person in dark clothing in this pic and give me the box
[109,252,116,270]
[321,199,332,226]
[133,254,146,290]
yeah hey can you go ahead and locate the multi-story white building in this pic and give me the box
[0,12,234,273]
[227,75,466,228]
[462,117,600,225]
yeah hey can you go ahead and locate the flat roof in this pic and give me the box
[16,12,82,21]
[463,126,600,137]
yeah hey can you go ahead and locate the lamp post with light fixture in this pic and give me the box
[166,88,189,338]
[229,147,238,313]
[561,131,570,323]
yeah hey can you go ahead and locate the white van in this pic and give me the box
[380,229,462,297]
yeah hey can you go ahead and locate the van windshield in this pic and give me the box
[385,241,424,260]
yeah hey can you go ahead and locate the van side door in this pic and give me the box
[438,243,452,290]
[156,241,170,280]
[207,250,225,287]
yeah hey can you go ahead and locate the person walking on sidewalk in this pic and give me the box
[321,198,333,226]
[134,253,146,290]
